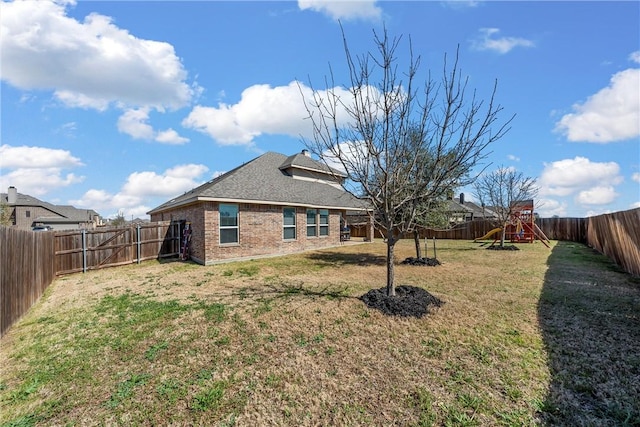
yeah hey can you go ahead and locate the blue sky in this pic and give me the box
[1,0,638,220]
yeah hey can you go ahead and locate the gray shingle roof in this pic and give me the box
[279,152,347,177]
[1,191,99,221]
[148,152,369,214]
[447,197,498,219]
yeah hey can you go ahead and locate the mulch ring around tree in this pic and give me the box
[359,285,444,318]
[401,257,441,266]
[485,244,520,251]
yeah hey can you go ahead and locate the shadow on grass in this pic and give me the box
[305,251,387,267]
[231,280,357,302]
[537,241,640,425]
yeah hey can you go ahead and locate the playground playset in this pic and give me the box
[474,199,550,248]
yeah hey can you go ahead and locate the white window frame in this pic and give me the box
[306,208,317,237]
[319,209,329,236]
[219,203,239,245]
[283,207,296,240]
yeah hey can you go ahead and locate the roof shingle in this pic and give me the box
[148,152,369,214]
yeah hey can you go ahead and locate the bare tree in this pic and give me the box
[473,166,538,247]
[110,212,127,228]
[301,27,513,296]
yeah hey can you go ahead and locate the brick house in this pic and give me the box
[1,186,101,230]
[148,150,373,265]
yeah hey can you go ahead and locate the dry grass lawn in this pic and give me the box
[1,238,638,426]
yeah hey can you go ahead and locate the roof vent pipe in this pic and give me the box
[7,186,17,204]
[301,149,310,157]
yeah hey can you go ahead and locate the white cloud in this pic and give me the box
[72,189,150,219]
[117,108,155,140]
[507,154,520,162]
[576,186,618,205]
[183,81,359,146]
[0,168,84,197]
[471,28,534,54]
[442,1,481,9]
[321,140,368,174]
[536,198,567,218]
[632,172,640,183]
[0,144,83,169]
[118,108,189,144]
[538,156,624,209]
[54,121,78,138]
[298,0,382,21]
[121,164,209,197]
[71,163,209,217]
[630,51,640,64]
[555,68,640,143]
[539,157,622,197]
[155,129,189,145]
[0,144,85,196]
[0,0,197,110]
[183,105,260,146]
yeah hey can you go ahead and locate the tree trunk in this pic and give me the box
[413,229,422,259]
[386,239,396,297]
[500,222,507,247]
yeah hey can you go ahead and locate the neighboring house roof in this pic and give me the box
[447,196,498,219]
[1,191,100,223]
[446,199,475,214]
[149,151,369,214]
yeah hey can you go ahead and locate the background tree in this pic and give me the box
[302,27,512,297]
[110,211,127,227]
[473,166,538,247]
[410,197,451,260]
[0,201,13,226]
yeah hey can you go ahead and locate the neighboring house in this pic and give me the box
[148,150,373,265]
[0,186,102,231]
[446,192,499,224]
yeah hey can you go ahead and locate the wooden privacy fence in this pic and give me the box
[353,217,592,243]
[1,227,55,337]
[351,210,639,276]
[586,208,640,276]
[55,221,183,275]
[350,220,496,240]
[1,221,183,337]
[537,217,587,243]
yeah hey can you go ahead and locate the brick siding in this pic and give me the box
[151,201,359,265]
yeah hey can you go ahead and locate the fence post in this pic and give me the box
[137,225,141,264]
[82,229,87,273]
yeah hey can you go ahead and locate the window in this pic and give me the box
[283,207,296,240]
[26,210,30,218]
[319,209,329,236]
[306,209,317,237]
[219,204,239,244]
